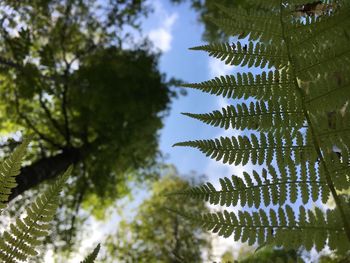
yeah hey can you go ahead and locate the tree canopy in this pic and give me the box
[104,168,212,262]
[0,0,178,253]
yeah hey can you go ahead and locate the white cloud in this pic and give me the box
[147,0,178,53]
[148,13,178,53]
[208,57,236,78]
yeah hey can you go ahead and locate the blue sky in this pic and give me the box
[141,0,241,180]
[139,0,249,259]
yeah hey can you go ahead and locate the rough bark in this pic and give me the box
[9,147,83,201]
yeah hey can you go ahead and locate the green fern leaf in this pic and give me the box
[0,137,31,213]
[169,205,349,252]
[180,70,297,101]
[174,132,313,166]
[182,100,304,132]
[0,166,72,263]
[174,0,350,253]
[80,244,100,263]
[190,42,288,69]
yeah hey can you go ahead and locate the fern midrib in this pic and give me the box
[185,81,294,89]
[279,0,350,242]
[195,110,303,119]
[196,217,342,231]
[199,145,311,151]
[225,50,288,60]
[7,193,55,261]
[201,180,327,194]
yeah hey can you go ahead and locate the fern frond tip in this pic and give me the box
[80,244,100,263]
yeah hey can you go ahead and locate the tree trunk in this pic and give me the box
[9,147,83,201]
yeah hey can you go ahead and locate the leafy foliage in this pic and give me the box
[105,168,212,263]
[173,0,350,254]
[0,0,178,254]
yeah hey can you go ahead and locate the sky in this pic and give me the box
[140,0,249,259]
[145,0,240,178]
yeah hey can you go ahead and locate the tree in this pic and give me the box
[238,247,301,263]
[221,247,302,263]
[172,0,350,255]
[104,167,212,262]
[0,0,178,253]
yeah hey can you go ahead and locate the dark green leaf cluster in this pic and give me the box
[173,0,350,254]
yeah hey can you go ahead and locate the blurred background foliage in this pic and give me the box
[103,168,212,262]
[0,0,179,256]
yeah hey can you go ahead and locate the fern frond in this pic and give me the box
[213,4,281,43]
[80,244,100,263]
[171,163,329,208]
[0,137,30,213]
[190,42,288,69]
[0,166,72,263]
[182,101,304,132]
[171,206,349,252]
[212,3,282,43]
[174,132,314,166]
[180,70,295,101]
[290,3,350,48]
[174,0,350,251]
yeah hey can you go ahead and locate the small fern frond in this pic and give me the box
[0,137,31,213]
[180,70,295,101]
[211,5,282,44]
[170,163,329,208]
[170,206,349,252]
[80,244,100,263]
[0,166,72,263]
[182,101,304,132]
[174,132,314,166]
[190,42,288,69]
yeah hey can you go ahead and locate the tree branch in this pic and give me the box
[14,91,63,149]
[38,92,66,139]
[61,67,71,146]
